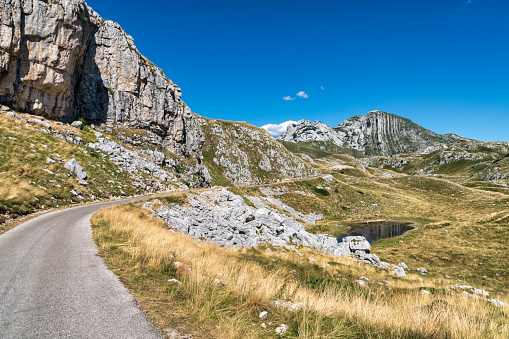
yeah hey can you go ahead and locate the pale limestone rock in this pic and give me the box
[275,324,288,335]
[0,0,202,162]
[392,266,406,277]
[64,158,87,180]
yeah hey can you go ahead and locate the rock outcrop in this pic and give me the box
[0,0,199,159]
[278,111,472,156]
[144,188,366,257]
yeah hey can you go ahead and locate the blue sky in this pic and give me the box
[86,0,509,141]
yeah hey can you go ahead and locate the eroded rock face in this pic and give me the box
[144,188,360,257]
[278,111,472,156]
[0,0,200,159]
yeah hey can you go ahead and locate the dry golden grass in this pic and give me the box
[92,205,509,338]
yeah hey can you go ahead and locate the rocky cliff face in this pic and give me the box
[279,111,471,156]
[0,0,199,159]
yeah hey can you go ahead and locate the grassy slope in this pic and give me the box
[278,140,365,159]
[0,111,187,227]
[92,203,508,338]
[88,132,509,337]
[233,171,509,295]
[366,141,509,194]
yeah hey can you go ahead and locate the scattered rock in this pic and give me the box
[273,300,303,312]
[6,112,27,121]
[64,158,87,180]
[259,311,268,319]
[398,262,408,270]
[420,289,431,295]
[354,280,368,288]
[392,266,406,277]
[323,174,334,182]
[417,267,428,274]
[488,298,505,307]
[71,121,84,130]
[32,118,51,129]
[355,251,381,266]
[275,324,288,335]
[46,157,56,164]
[168,279,181,285]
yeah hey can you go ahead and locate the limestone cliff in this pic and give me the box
[0,0,198,158]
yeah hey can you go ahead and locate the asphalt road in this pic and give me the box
[0,197,164,338]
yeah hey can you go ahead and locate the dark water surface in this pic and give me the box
[338,221,414,244]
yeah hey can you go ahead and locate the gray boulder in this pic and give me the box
[64,158,87,180]
[342,236,371,253]
[392,266,406,277]
[71,121,84,130]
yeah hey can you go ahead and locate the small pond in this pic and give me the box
[338,221,415,244]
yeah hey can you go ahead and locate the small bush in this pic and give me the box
[313,187,330,196]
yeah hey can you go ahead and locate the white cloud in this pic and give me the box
[296,91,308,98]
[320,86,324,90]
[283,96,295,101]
[261,120,299,137]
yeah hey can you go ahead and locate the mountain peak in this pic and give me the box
[279,111,470,156]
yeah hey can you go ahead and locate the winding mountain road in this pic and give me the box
[0,196,165,339]
[0,174,326,338]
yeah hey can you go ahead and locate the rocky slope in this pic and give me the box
[0,0,315,190]
[0,107,212,223]
[199,117,317,186]
[279,110,471,156]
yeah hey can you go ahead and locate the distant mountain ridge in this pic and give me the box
[278,110,473,156]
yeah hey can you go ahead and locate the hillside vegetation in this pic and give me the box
[199,117,316,186]
[0,110,196,226]
[92,201,508,338]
